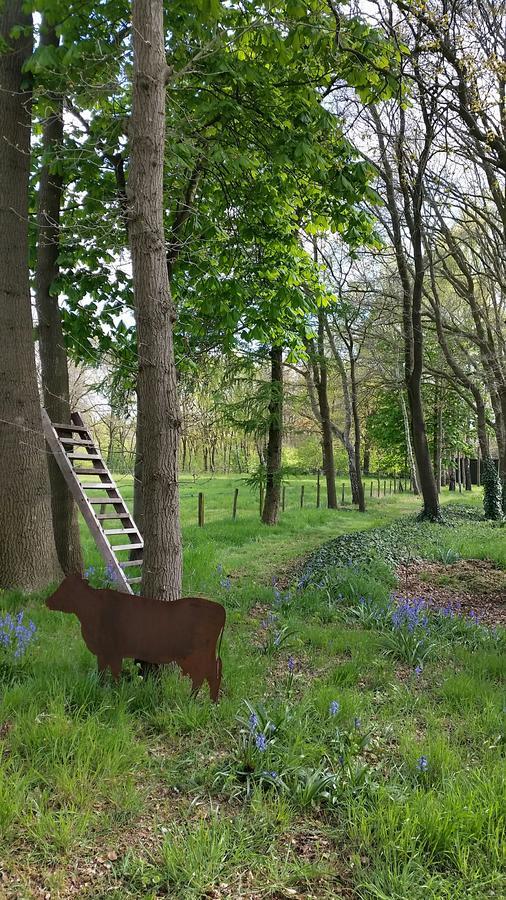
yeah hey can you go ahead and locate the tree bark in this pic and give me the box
[128,0,182,599]
[0,3,61,591]
[262,346,283,525]
[349,349,365,512]
[314,311,338,508]
[464,456,472,491]
[35,19,82,575]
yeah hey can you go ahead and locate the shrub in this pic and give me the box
[482,459,503,520]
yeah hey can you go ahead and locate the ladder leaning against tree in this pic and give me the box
[41,410,143,594]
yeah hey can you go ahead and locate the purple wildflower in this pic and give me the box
[248,713,258,731]
[329,700,340,716]
[416,755,429,772]
[287,656,296,673]
[255,733,267,752]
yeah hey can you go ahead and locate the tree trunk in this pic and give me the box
[349,354,365,512]
[448,465,456,491]
[35,21,82,575]
[314,311,338,508]
[128,0,182,600]
[408,377,441,518]
[262,346,283,525]
[464,456,472,491]
[132,398,144,537]
[0,3,61,591]
[432,380,442,493]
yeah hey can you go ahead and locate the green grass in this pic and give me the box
[0,479,505,898]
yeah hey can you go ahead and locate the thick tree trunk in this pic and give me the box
[35,25,82,575]
[128,0,182,599]
[262,346,283,525]
[448,465,456,491]
[132,398,144,538]
[0,4,61,591]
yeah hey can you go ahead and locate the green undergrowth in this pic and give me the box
[0,490,505,898]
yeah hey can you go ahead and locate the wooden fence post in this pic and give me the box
[316,470,321,508]
[198,492,204,527]
[300,484,305,508]
[232,487,239,520]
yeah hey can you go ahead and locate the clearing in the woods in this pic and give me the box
[0,481,504,900]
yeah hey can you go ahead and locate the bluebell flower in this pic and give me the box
[255,733,267,752]
[329,700,340,716]
[287,656,296,673]
[248,713,258,731]
[416,755,428,772]
[354,717,361,730]
[220,576,231,591]
[414,665,423,676]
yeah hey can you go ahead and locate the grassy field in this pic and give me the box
[0,477,505,899]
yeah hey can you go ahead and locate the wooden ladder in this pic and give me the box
[41,409,143,594]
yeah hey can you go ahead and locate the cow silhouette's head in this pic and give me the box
[46,574,86,613]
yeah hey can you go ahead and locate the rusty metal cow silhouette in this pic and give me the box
[46,575,225,701]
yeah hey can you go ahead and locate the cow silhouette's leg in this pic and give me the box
[207,657,222,703]
[190,674,205,698]
[97,654,110,679]
[108,657,123,681]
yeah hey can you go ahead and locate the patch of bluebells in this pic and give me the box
[248,710,275,754]
[416,755,429,772]
[329,700,340,716]
[391,597,429,633]
[0,611,36,659]
[273,586,293,610]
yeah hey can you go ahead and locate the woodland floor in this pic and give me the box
[0,479,504,900]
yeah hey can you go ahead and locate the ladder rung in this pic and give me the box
[53,423,89,433]
[120,559,144,568]
[96,513,131,520]
[73,468,108,476]
[112,543,143,552]
[60,436,95,446]
[88,498,123,505]
[67,453,102,461]
[82,483,116,490]
[127,577,142,584]
[104,528,138,535]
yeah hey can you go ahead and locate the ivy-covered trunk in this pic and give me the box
[128,0,182,599]
[262,346,283,525]
[0,3,61,591]
[35,19,82,575]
